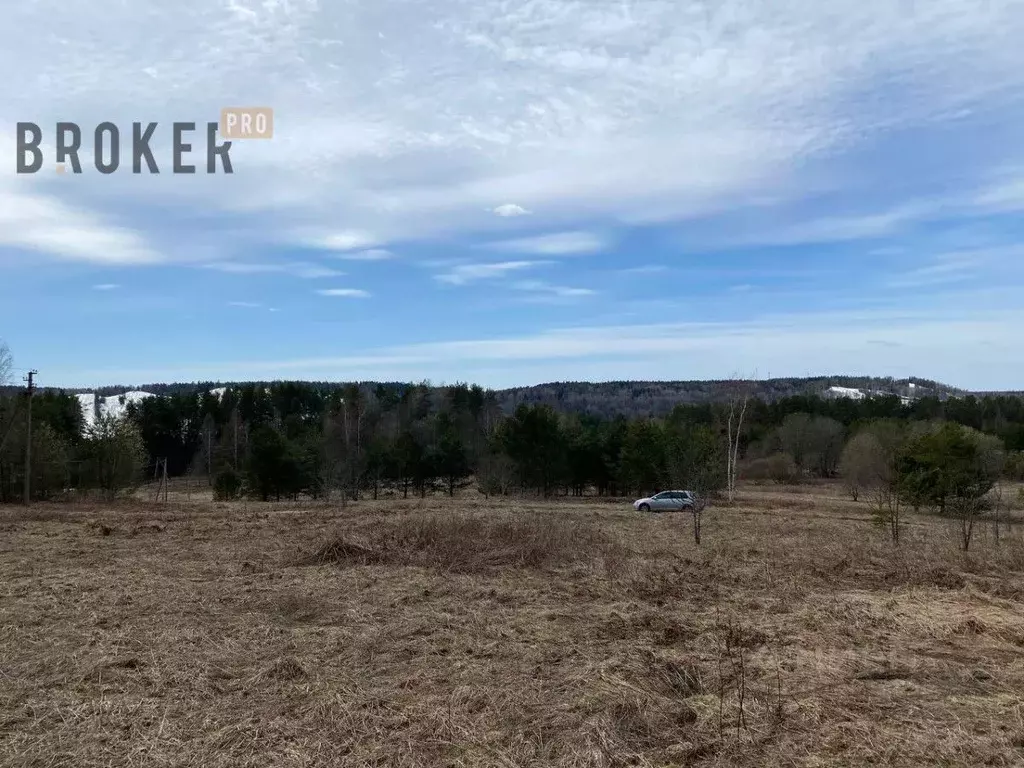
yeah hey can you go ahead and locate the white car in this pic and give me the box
[633,490,697,513]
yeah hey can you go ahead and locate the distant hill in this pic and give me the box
[494,376,963,419]
[32,375,974,426]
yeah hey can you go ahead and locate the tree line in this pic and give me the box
[1,374,1023,506]
[838,420,1013,550]
[69,374,964,420]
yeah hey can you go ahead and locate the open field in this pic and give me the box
[2,485,1024,767]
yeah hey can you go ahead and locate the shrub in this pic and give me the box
[214,468,242,500]
[1004,451,1024,481]
[83,415,146,500]
[896,423,1005,551]
[743,453,800,485]
[839,431,886,501]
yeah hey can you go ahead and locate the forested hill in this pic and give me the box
[45,375,965,420]
[497,377,961,419]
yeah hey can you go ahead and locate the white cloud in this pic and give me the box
[203,263,283,274]
[618,265,668,275]
[435,260,544,285]
[0,176,160,265]
[883,246,1020,289]
[201,262,344,278]
[730,202,938,247]
[696,171,1024,250]
[317,288,371,298]
[228,301,262,308]
[312,231,381,252]
[92,283,120,290]
[485,231,608,256]
[292,264,345,278]
[70,300,1024,391]
[6,0,1021,257]
[492,204,531,217]
[0,127,163,265]
[970,169,1024,214]
[334,249,395,261]
[511,280,596,299]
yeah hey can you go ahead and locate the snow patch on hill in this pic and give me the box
[104,391,157,418]
[76,391,156,431]
[75,393,97,430]
[827,386,866,400]
[75,388,231,433]
[826,385,913,406]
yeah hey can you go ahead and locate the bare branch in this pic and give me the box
[0,341,12,386]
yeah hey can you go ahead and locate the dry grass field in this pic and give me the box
[2,484,1024,767]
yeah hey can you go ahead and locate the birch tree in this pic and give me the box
[725,378,752,502]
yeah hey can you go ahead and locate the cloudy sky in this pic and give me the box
[1,0,1022,390]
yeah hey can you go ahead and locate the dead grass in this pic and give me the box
[1,484,1024,766]
[299,512,617,573]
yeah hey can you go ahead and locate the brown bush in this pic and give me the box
[742,453,800,485]
[301,512,616,573]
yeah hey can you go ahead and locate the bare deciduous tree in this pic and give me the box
[0,341,12,386]
[955,429,1006,552]
[991,483,1004,545]
[873,468,904,545]
[477,444,516,497]
[839,431,885,501]
[86,414,147,501]
[666,422,724,545]
[849,422,908,544]
[0,342,15,454]
[725,377,753,503]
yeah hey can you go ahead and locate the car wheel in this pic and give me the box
[639,503,650,512]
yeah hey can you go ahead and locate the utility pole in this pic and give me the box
[23,370,37,505]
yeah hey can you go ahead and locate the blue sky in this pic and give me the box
[1,0,1023,390]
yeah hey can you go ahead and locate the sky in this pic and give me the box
[1,0,1023,391]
